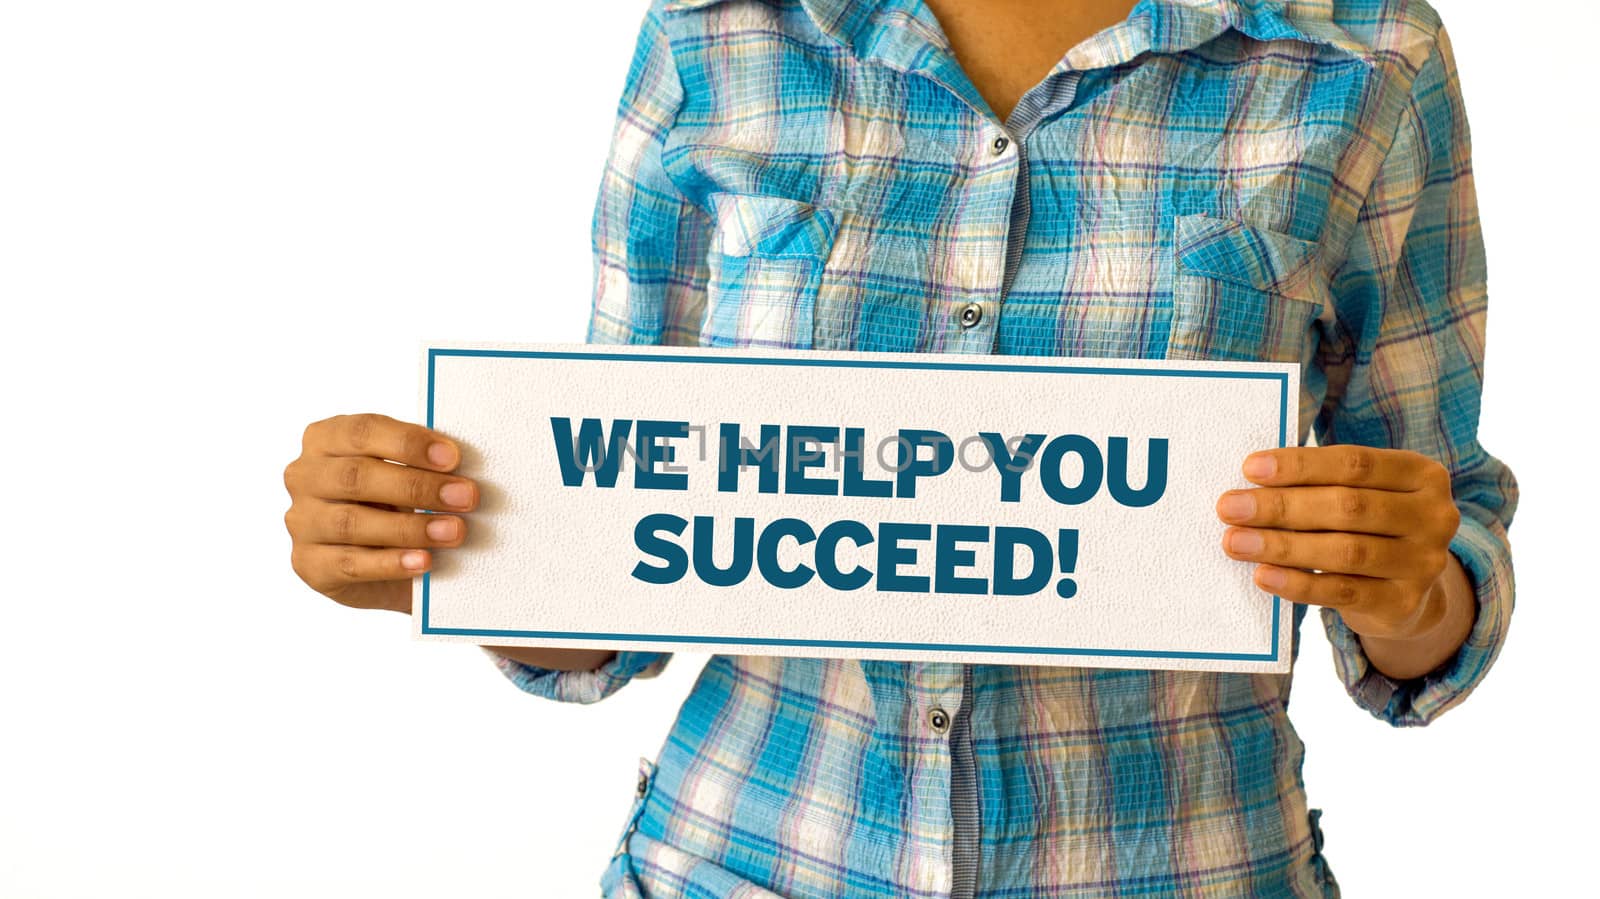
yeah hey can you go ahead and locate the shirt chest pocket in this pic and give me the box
[1164,212,1328,365]
[700,193,838,350]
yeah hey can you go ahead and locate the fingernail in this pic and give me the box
[426,517,459,541]
[439,481,473,508]
[1227,529,1265,555]
[428,442,457,468]
[1243,453,1276,479]
[401,550,428,570]
[1217,492,1255,521]
[1257,566,1288,590]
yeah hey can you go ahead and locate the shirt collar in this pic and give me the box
[1157,0,1374,64]
[660,0,1374,69]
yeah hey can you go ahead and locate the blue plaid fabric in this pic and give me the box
[495,0,1518,895]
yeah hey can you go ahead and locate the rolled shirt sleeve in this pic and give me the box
[585,0,714,348]
[1315,23,1519,727]
[489,649,672,705]
[489,0,705,703]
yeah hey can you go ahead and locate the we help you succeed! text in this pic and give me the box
[549,418,1171,601]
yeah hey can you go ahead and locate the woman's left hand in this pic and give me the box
[1215,445,1467,643]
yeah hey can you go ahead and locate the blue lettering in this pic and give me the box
[550,417,632,488]
[717,423,782,494]
[692,515,755,587]
[1106,437,1169,507]
[934,524,989,595]
[877,522,931,593]
[816,520,874,590]
[993,526,1053,595]
[756,517,817,589]
[894,429,954,499]
[631,513,688,584]
[979,432,1045,503]
[841,427,893,498]
[1038,434,1103,506]
[634,419,689,491]
[785,426,839,496]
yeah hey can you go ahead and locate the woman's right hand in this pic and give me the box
[282,412,617,672]
[282,412,475,614]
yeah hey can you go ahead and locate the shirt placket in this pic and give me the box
[867,31,1201,890]
[939,120,1012,355]
[865,657,977,899]
[852,11,1093,896]
[941,70,1085,360]
[949,75,1088,899]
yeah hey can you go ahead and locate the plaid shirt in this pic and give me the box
[494,0,1519,895]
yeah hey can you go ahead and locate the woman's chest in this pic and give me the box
[659,24,1373,374]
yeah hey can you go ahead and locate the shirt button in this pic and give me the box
[635,772,649,797]
[927,707,951,734]
[957,302,983,328]
[990,134,1011,155]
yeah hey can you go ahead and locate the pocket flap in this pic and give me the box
[712,193,837,258]
[1174,212,1322,302]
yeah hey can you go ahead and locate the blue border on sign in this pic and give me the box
[422,348,1289,663]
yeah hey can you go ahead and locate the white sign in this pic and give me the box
[413,341,1297,673]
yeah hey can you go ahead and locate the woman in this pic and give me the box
[281,0,1518,895]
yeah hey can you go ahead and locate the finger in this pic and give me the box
[293,499,465,548]
[304,413,461,472]
[291,543,432,589]
[1222,527,1417,578]
[295,455,478,511]
[1216,486,1427,537]
[1249,563,1394,612]
[1241,446,1437,492]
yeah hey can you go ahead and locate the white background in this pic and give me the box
[0,1,1590,896]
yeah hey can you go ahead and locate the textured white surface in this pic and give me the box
[415,341,1296,673]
